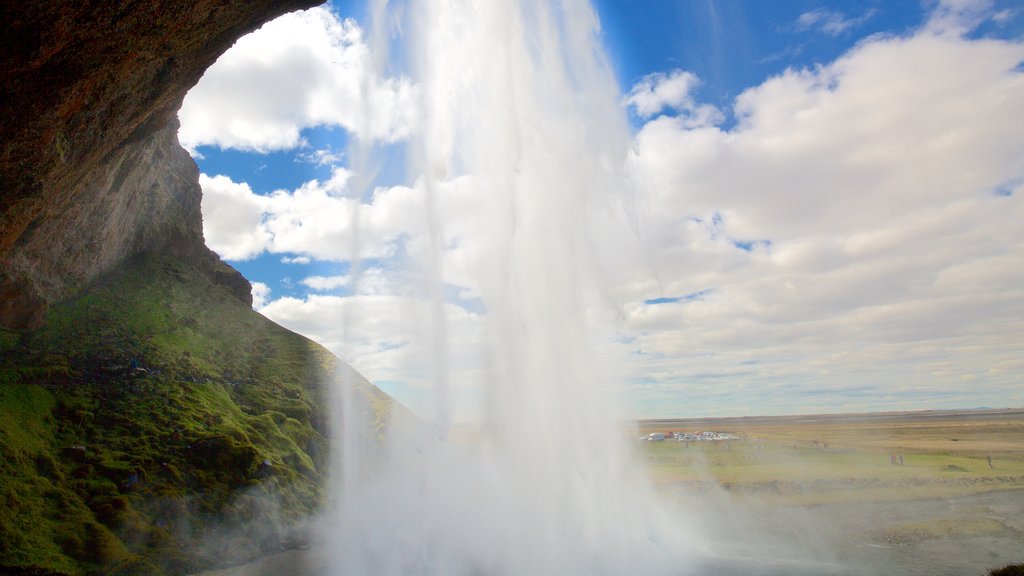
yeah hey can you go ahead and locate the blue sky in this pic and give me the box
[602,2,905,106]
[180,0,1024,419]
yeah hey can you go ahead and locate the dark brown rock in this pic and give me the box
[0,0,320,328]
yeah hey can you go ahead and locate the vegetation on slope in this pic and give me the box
[0,253,394,575]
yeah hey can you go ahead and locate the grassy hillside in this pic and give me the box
[0,253,395,575]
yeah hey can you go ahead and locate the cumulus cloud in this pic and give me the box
[200,174,271,260]
[624,69,724,125]
[617,5,1024,415]
[630,18,1024,241]
[178,7,417,153]
[251,282,271,309]
[200,166,492,309]
[203,0,1024,417]
[201,167,406,262]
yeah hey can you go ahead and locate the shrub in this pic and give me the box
[990,565,1024,576]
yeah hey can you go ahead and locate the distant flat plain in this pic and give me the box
[639,408,1024,575]
[638,408,1024,503]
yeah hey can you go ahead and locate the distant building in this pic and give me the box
[644,431,739,442]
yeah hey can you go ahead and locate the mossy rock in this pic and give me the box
[189,435,259,480]
[0,252,401,575]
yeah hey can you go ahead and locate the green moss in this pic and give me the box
[0,328,20,352]
[0,384,81,574]
[0,252,398,574]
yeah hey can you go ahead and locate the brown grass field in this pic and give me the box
[640,408,1024,456]
[636,408,1024,575]
[637,408,1024,504]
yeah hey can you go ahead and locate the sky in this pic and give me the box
[178,0,1024,419]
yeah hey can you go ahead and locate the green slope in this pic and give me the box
[0,253,394,575]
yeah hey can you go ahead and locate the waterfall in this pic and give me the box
[326,1,695,574]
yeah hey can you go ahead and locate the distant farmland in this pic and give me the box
[636,408,1024,574]
[637,408,1024,504]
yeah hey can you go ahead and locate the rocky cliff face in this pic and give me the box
[1,121,251,327]
[0,0,320,328]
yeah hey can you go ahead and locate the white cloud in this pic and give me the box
[295,146,345,167]
[178,7,418,153]
[925,0,999,35]
[201,167,412,263]
[992,8,1015,24]
[624,70,723,125]
[302,275,349,291]
[301,267,411,295]
[251,282,271,309]
[282,255,312,265]
[200,167,493,303]
[618,6,1024,415]
[631,30,1024,241]
[203,1,1024,418]
[200,174,271,260]
[796,8,876,36]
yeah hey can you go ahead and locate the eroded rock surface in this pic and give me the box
[0,0,320,327]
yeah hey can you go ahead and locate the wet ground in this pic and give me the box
[684,489,1024,576]
[194,489,1024,576]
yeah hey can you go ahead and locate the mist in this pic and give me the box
[317,0,698,574]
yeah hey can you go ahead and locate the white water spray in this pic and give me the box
[327,1,698,574]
